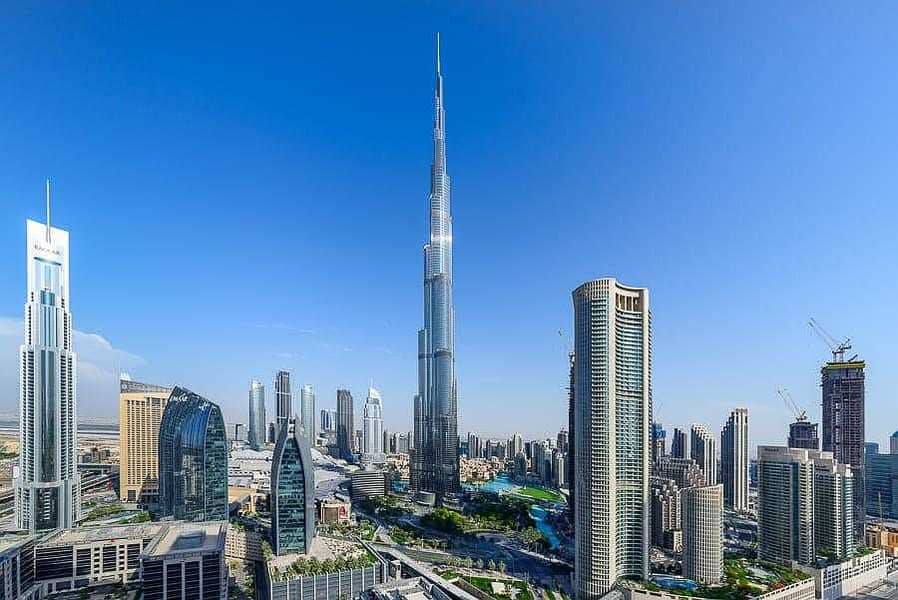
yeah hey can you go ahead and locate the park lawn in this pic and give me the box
[514,487,563,503]
[465,575,534,600]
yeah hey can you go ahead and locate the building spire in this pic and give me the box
[436,32,441,76]
[45,178,51,242]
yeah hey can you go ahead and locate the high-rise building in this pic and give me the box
[119,377,172,504]
[337,389,354,461]
[758,446,854,565]
[866,442,880,457]
[572,278,651,598]
[567,352,576,516]
[655,456,706,489]
[15,203,81,534]
[789,419,820,450]
[671,428,687,459]
[300,384,316,446]
[891,431,898,455]
[553,449,567,488]
[650,477,681,550]
[821,358,865,541]
[248,379,266,450]
[509,433,524,458]
[681,485,723,584]
[320,409,337,433]
[652,422,666,462]
[467,433,482,459]
[275,370,292,431]
[271,419,316,555]
[411,35,460,499]
[866,450,898,519]
[691,424,717,486]
[721,408,749,511]
[363,387,384,458]
[158,387,228,522]
[557,430,569,454]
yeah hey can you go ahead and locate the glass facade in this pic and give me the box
[248,380,265,450]
[158,387,228,522]
[16,219,80,534]
[412,35,460,498]
[271,424,315,555]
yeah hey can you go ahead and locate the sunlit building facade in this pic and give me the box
[248,379,266,450]
[15,212,81,533]
[158,387,228,521]
[119,377,172,504]
[271,422,316,555]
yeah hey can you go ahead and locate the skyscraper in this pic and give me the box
[15,197,81,533]
[721,408,749,511]
[572,278,651,599]
[363,387,384,458]
[681,485,723,584]
[789,419,819,450]
[248,379,265,450]
[691,424,717,486]
[275,370,292,431]
[891,431,898,455]
[411,34,460,499]
[120,377,172,504]
[337,389,354,461]
[757,446,854,565]
[822,359,866,541]
[158,387,228,522]
[671,428,687,459]
[509,433,524,458]
[271,420,316,555]
[652,422,666,462]
[300,384,316,446]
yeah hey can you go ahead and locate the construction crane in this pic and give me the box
[777,387,808,422]
[808,317,852,363]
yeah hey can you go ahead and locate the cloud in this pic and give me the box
[0,316,145,417]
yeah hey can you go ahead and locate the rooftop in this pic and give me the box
[0,530,33,555]
[144,521,227,556]
[40,523,166,547]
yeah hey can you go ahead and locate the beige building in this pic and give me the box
[681,484,724,584]
[119,377,172,504]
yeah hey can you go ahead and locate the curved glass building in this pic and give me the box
[158,387,228,522]
[412,34,459,498]
[271,423,315,555]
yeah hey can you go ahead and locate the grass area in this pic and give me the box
[83,502,127,522]
[513,486,564,503]
[641,559,811,600]
[463,575,534,600]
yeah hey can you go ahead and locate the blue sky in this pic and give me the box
[1,3,896,447]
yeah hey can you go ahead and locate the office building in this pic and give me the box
[866,442,880,457]
[120,377,173,504]
[267,422,277,444]
[248,379,266,450]
[691,424,717,486]
[337,389,354,461]
[572,278,651,598]
[568,352,576,513]
[140,522,228,600]
[721,408,749,511]
[350,469,387,501]
[867,450,898,519]
[411,35,460,499]
[363,387,385,458]
[158,387,228,522]
[300,384,316,446]
[554,450,567,488]
[758,446,854,565]
[557,430,569,454]
[789,419,820,450]
[821,359,866,541]
[681,485,723,584]
[0,533,37,600]
[15,205,81,533]
[891,431,898,455]
[275,370,292,430]
[467,433,482,459]
[320,409,336,433]
[271,421,316,556]
[652,423,666,462]
[671,428,687,459]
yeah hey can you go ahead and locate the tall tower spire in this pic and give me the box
[45,178,51,242]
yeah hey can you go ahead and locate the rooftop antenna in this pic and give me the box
[45,178,52,242]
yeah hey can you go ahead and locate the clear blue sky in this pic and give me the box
[1,3,896,448]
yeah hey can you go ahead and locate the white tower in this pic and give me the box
[363,387,384,461]
[15,182,81,532]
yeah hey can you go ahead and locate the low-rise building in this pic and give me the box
[0,532,38,600]
[351,470,387,501]
[226,524,264,562]
[796,550,889,600]
[141,521,228,600]
[317,499,351,525]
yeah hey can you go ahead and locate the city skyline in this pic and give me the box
[2,5,898,445]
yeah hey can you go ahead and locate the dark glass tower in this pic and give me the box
[275,370,292,431]
[411,34,460,498]
[271,423,316,555]
[158,387,228,521]
[336,389,354,461]
[821,359,866,541]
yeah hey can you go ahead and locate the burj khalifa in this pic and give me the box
[412,34,460,498]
